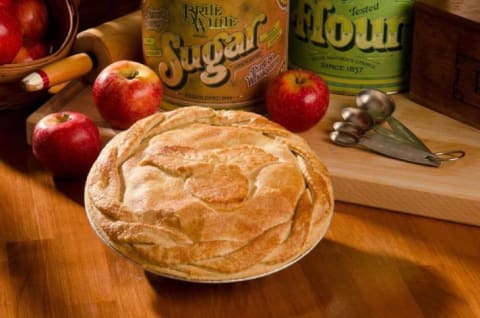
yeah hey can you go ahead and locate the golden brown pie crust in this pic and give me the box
[84,106,334,282]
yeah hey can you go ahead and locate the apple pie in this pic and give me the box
[84,106,334,282]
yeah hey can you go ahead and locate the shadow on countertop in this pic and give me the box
[144,239,464,318]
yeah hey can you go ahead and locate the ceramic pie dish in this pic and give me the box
[84,106,334,283]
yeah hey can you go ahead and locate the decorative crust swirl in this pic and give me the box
[85,106,334,282]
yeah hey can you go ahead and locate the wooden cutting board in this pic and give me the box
[26,81,480,226]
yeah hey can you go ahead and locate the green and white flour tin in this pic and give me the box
[289,0,415,94]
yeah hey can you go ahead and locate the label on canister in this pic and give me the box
[142,1,289,110]
[289,0,414,94]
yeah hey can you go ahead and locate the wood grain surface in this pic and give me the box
[26,82,480,225]
[409,0,480,129]
[77,0,141,31]
[1,107,480,317]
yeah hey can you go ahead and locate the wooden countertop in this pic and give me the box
[1,106,479,318]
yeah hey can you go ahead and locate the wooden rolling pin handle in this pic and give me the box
[21,10,142,92]
[22,53,95,92]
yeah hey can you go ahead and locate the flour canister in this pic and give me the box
[289,0,415,94]
[142,0,289,110]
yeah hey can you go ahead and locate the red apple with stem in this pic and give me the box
[15,0,48,41]
[32,112,102,178]
[92,60,163,130]
[0,8,22,64]
[265,69,330,132]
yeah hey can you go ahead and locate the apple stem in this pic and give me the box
[58,113,71,123]
[295,75,306,85]
[127,71,139,80]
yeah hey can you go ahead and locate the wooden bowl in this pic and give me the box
[0,0,79,110]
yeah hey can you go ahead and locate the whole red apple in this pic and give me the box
[0,9,22,64]
[15,0,48,41]
[12,40,49,63]
[32,112,102,178]
[92,60,163,130]
[265,69,330,132]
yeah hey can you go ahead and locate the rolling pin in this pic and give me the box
[22,10,142,92]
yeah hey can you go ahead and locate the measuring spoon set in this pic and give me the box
[330,89,465,167]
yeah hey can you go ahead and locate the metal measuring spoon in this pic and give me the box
[356,89,394,124]
[333,121,365,139]
[340,107,374,132]
[340,107,406,143]
[330,129,442,167]
[356,88,431,152]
